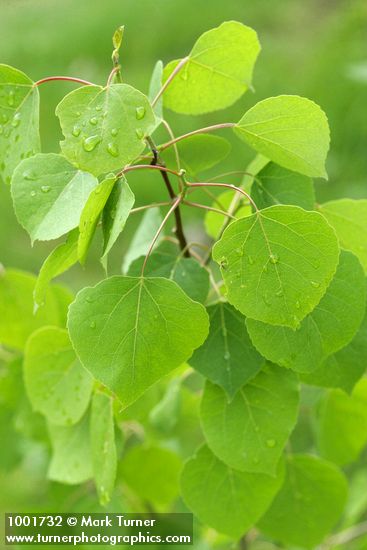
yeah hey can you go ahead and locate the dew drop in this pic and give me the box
[11,113,21,127]
[295,300,300,309]
[311,281,320,288]
[111,128,118,137]
[90,321,96,329]
[30,190,36,197]
[41,185,50,193]
[266,439,276,448]
[23,170,36,181]
[83,135,101,152]
[276,289,283,297]
[248,255,254,265]
[224,351,230,360]
[263,292,271,306]
[89,116,98,125]
[180,71,188,81]
[72,125,81,137]
[7,91,15,106]
[95,105,103,112]
[270,253,279,264]
[135,106,146,120]
[107,142,119,157]
[76,111,81,117]
[1,114,8,123]
[220,258,228,270]
[135,128,144,139]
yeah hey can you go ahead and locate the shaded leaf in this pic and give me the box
[122,207,162,273]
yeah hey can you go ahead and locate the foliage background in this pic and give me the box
[0,0,366,544]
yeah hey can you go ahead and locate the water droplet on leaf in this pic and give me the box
[107,142,119,157]
[83,135,101,152]
[311,281,320,288]
[266,439,276,448]
[111,128,118,137]
[270,253,279,264]
[90,321,96,329]
[135,106,146,120]
[41,185,50,193]
[135,128,144,139]
[72,126,81,137]
[89,117,98,126]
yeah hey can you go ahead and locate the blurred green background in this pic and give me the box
[0,2,367,543]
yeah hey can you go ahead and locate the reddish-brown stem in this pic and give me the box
[34,76,94,87]
[131,202,171,214]
[151,56,189,107]
[183,200,236,219]
[187,182,258,212]
[107,66,120,87]
[121,164,180,178]
[158,123,236,152]
[141,197,182,276]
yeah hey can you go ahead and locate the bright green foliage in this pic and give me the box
[0,64,40,185]
[90,390,117,505]
[68,276,209,407]
[200,364,299,474]
[120,446,182,507]
[163,134,231,178]
[48,413,93,485]
[235,96,330,178]
[24,327,93,426]
[258,454,348,548]
[181,445,284,538]
[190,302,264,398]
[11,153,98,243]
[149,377,181,433]
[56,84,156,175]
[204,190,251,239]
[251,162,315,210]
[213,205,340,328]
[246,251,366,373]
[316,379,367,466]
[148,60,163,127]
[163,21,260,115]
[101,176,135,264]
[319,199,367,272]
[78,174,116,263]
[34,229,78,308]
[128,241,209,303]
[122,207,162,273]
[0,269,68,350]
[302,304,367,393]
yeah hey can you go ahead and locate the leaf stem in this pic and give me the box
[151,56,189,107]
[141,197,182,276]
[187,182,258,212]
[33,76,95,87]
[122,164,180,178]
[130,202,172,214]
[107,66,120,87]
[158,123,236,152]
[183,199,236,219]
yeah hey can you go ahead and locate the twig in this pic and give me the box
[321,521,367,549]
[34,76,94,87]
[151,56,189,107]
[183,200,236,219]
[130,202,171,214]
[121,164,180,178]
[158,123,235,152]
[187,182,257,212]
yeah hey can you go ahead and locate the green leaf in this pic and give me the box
[90,390,117,505]
[163,134,231,178]
[24,327,93,426]
[0,64,40,185]
[315,379,367,466]
[128,241,209,303]
[101,176,135,265]
[258,454,348,548]
[190,302,264,398]
[213,205,340,328]
[120,445,182,507]
[246,251,366,373]
[56,84,156,175]
[181,445,284,539]
[148,60,163,127]
[251,162,315,210]
[122,207,163,273]
[48,413,93,485]
[0,269,68,350]
[11,153,98,243]
[200,364,299,474]
[163,21,260,115]
[34,229,79,308]
[68,276,209,407]
[302,302,367,393]
[235,96,330,178]
[319,199,367,272]
[149,377,181,433]
[78,174,116,263]
[204,190,251,240]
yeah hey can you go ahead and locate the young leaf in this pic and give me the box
[48,413,93,485]
[212,205,340,328]
[90,390,117,505]
[163,21,260,115]
[302,302,367,393]
[189,302,264,398]
[68,276,209,408]
[56,84,156,175]
[78,174,116,263]
[246,251,366,373]
[315,379,367,466]
[0,269,67,350]
[162,134,231,178]
[34,229,79,308]
[128,241,209,303]
[101,176,135,264]
[319,199,367,272]
[181,445,284,539]
[204,190,251,240]
[11,153,98,243]
[122,207,163,273]
[120,445,182,507]
[148,60,163,128]
[0,64,40,185]
[258,454,348,548]
[24,327,93,426]
[149,377,181,433]
[200,364,299,474]
[235,96,330,178]
[251,162,315,210]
